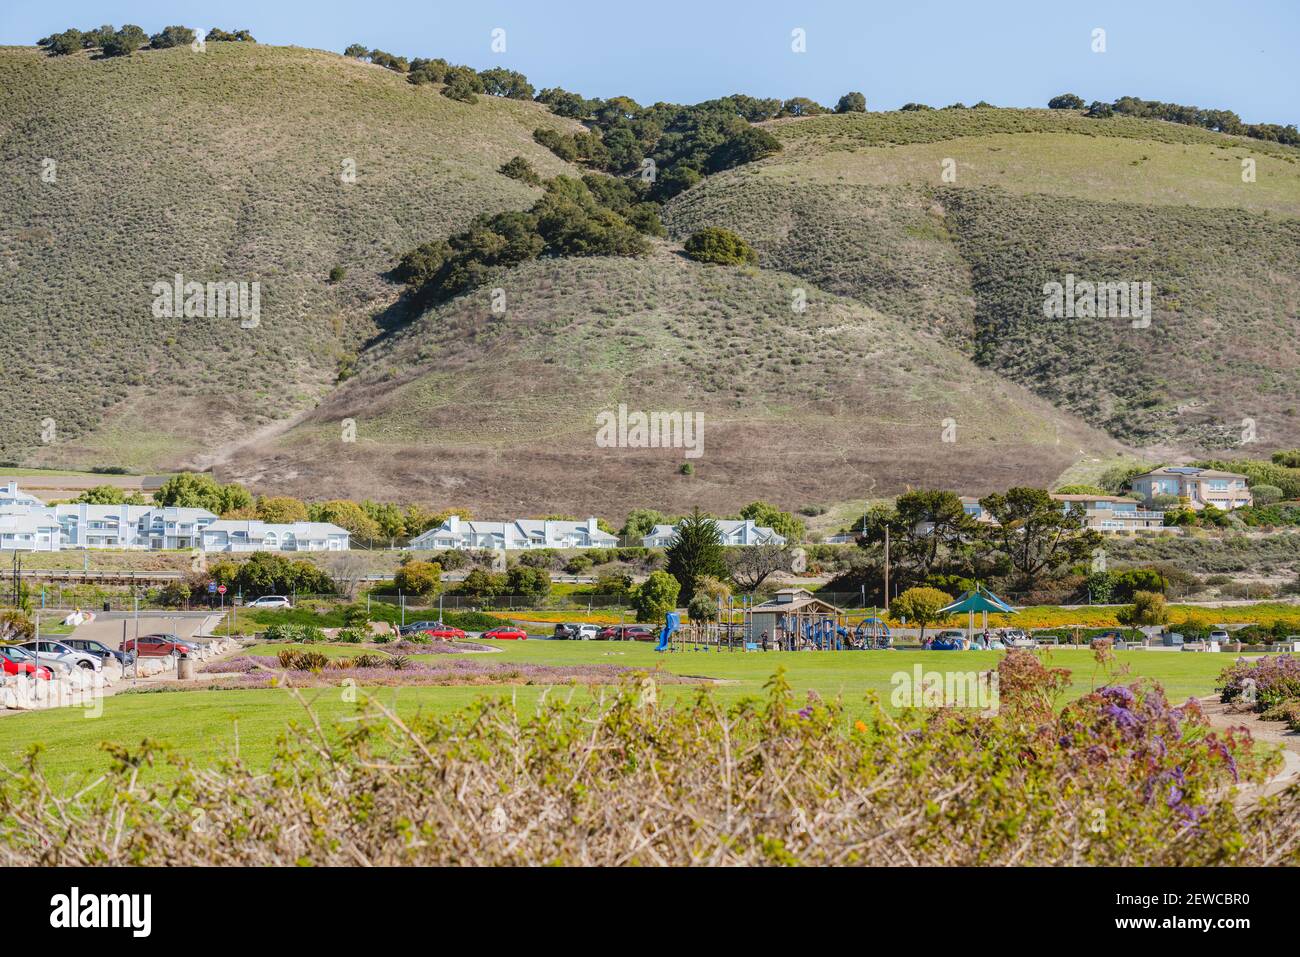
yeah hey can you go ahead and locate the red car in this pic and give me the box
[122,634,190,657]
[482,625,527,641]
[417,623,466,641]
[596,625,657,642]
[0,646,53,680]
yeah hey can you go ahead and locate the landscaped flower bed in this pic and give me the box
[193,653,697,689]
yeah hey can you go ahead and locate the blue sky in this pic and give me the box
[2,0,1296,124]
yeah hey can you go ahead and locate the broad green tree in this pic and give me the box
[256,496,309,524]
[633,570,680,624]
[394,560,441,597]
[835,91,866,113]
[891,587,954,643]
[978,487,1102,583]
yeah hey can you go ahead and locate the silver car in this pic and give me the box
[20,639,103,671]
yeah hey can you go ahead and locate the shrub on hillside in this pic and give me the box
[149,26,196,49]
[835,92,866,113]
[499,156,542,186]
[396,177,649,301]
[101,25,147,57]
[205,29,256,43]
[683,227,758,266]
[441,66,483,102]
[479,67,533,99]
[1048,93,1085,110]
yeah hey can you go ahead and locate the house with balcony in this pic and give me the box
[1049,493,1166,532]
[409,515,617,551]
[0,509,63,551]
[1129,467,1253,511]
[642,519,787,549]
[49,504,218,549]
[199,520,351,553]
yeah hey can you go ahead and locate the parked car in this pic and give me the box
[1209,630,1230,643]
[414,622,466,641]
[122,634,192,657]
[574,624,601,641]
[0,646,53,680]
[482,625,528,641]
[398,620,442,637]
[246,596,293,609]
[552,623,578,640]
[150,633,204,654]
[20,639,102,671]
[64,637,134,667]
[1162,632,1185,647]
[929,630,967,651]
[598,624,656,642]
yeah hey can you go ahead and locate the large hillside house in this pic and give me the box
[1049,494,1166,532]
[410,515,617,551]
[642,519,787,549]
[1130,467,1252,510]
[199,520,351,553]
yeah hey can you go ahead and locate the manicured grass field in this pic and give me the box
[0,639,1250,787]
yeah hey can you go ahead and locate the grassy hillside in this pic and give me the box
[0,42,580,467]
[220,247,1117,515]
[3,47,1292,516]
[665,108,1300,452]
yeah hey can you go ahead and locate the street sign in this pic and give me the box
[217,585,227,595]
[207,582,218,594]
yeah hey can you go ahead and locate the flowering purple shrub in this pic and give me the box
[1216,654,1300,710]
[2,666,1294,866]
[1056,683,1262,830]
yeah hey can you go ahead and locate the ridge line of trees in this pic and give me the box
[1049,92,1298,146]
[39,25,255,58]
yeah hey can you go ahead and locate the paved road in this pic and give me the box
[68,613,225,650]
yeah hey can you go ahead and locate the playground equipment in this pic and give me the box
[663,590,896,652]
[663,597,749,652]
[851,616,892,650]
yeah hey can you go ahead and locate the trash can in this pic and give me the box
[177,653,194,680]
[102,601,111,613]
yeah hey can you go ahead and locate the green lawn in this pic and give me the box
[0,639,1250,788]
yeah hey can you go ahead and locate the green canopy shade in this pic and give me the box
[938,584,1016,616]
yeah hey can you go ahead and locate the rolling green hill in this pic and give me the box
[664,108,1300,453]
[2,44,1294,519]
[220,248,1117,515]
[0,42,580,466]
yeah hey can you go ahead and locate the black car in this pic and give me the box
[552,623,578,640]
[64,637,134,666]
[398,620,442,637]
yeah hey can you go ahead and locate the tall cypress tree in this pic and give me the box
[665,508,727,606]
